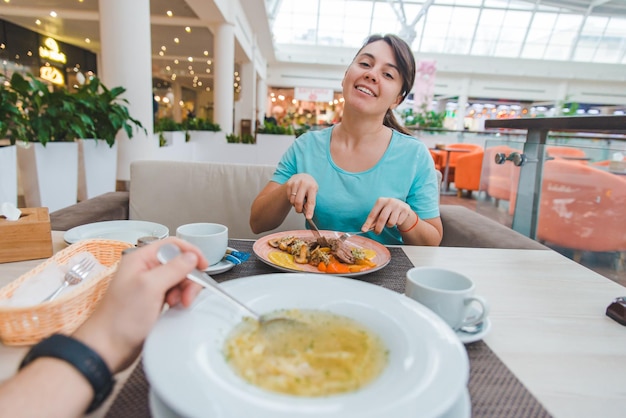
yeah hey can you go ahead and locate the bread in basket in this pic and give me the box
[0,239,133,346]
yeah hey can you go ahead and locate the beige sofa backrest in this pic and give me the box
[129,160,304,239]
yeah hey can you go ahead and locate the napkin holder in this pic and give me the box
[0,207,53,263]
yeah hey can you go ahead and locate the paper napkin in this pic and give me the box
[0,252,106,307]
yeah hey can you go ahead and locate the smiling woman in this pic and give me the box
[250,34,443,247]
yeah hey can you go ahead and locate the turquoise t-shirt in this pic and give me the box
[271,126,440,245]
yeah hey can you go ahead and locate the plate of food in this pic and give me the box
[253,230,391,277]
[144,273,468,418]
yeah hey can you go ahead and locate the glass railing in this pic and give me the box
[480,116,626,275]
[409,127,526,150]
[413,118,626,274]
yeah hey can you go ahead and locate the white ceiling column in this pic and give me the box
[237,60,256,135]
[171,81,183,123]
[257,75,268,123]
[99,0,153,182]
[214,22,235,134]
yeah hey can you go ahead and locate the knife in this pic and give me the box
[305,216,322,239]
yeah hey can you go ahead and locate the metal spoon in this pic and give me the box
[156,243,298,329]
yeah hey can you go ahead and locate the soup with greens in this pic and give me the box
[224,309,388,396]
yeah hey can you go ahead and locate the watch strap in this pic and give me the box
[19,334,115,413]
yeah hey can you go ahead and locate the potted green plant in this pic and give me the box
[225,133,254,143]
[153,117,193,161]
[402,105,446,129]
[5,72,87,211]
[72,75,146,200]
[182,117,220,132]
[257,121,294,135]
[73,75,146,147]
[154,117,188,146]
[4,72,146,207]
[225,133,240,143]
[7,72,92,145]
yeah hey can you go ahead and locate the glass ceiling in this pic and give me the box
[268,0,626,64]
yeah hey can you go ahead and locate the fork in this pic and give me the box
[338,226,375,242]
[42,258,96,302]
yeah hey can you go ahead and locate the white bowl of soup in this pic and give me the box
[144,273,468,418]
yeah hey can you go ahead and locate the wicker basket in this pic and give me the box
[0,239,133,346]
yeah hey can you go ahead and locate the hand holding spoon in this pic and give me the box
[156,243,298,329]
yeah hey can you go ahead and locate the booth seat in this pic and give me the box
[50,161,547,250]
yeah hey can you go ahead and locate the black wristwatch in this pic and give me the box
[19,334,115,413]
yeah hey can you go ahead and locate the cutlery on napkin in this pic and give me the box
[0,252,105,307]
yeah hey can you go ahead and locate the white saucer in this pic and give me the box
[202,247,241,275]
[456,316,492,344]
[203,259,235,275]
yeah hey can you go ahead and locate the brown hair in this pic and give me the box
[356,34,416,135]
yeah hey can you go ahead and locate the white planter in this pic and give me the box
[78,139,117,201]
[0,145,17,206]
[17,142,78,213]
[256,134,296,165]
[152,131,192,161]
[219,143,258,164]
[189,131,226,162]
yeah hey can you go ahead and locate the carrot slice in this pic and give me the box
[317,262,327,272]
[327,261,350,274]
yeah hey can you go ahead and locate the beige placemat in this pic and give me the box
[105,240,552,418]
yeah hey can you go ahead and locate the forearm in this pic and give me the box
[399,214,443,246]
[0,357,92,418]
[250,183,293,233]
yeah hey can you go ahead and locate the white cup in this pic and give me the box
[176,223,228,266]
[405,267,489,331]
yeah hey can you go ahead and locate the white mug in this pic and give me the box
[176,223,228,266]
[405,267,489,331]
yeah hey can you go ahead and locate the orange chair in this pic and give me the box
[429,149,443,172]
[593,160,611,167]
[483,145,518,207]
[592,155,624,169]
[536,159,626,266]
[454,148,484,197]
[546,146,588,163]
[500,146,585,215]
[433,143,483,190]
